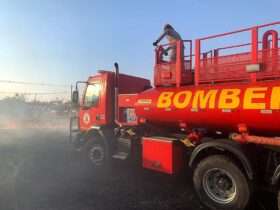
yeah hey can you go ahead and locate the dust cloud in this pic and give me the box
[0,97,276,210]
[0,96,69,131]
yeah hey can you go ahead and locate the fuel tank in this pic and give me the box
[135,81,280,135]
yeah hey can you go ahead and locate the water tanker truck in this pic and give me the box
[70,21,280,210]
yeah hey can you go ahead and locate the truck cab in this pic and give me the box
[72,70,150,131]
[78,72,115,131]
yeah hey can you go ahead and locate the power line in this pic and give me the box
[0,80,70,87]
[0,91,69,95]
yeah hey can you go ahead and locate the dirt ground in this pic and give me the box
[0,128,277,210]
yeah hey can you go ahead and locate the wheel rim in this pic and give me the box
[202,168,237,204]
[88,145,105,166]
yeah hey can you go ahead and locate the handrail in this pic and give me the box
[195,21,280,85]
[154,40,192,87]
[215,38,280,52]
[155,40,193,66]
[199,21,280,41]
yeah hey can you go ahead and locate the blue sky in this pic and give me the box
[0,0,279,95]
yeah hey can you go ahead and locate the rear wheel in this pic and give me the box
[193,155,250,210]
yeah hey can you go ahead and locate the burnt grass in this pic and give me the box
[0,129,277,210]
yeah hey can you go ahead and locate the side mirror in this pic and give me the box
[72,90,79,105]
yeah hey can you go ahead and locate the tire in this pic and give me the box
[84,138,109,168]
[193,155,250,210]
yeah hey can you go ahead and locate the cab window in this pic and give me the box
[84,83,101,107]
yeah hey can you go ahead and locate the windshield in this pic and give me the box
[83,83,101,107]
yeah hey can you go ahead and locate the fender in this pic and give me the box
[83,126,114,159]
[189,139,254,180]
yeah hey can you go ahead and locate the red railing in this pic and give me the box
[195,21,280,85]
[154,40,193,87]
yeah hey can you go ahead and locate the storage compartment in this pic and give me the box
[142,137,184,174]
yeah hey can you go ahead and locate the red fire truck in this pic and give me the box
[70,21,280,210]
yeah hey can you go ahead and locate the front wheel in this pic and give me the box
[193,155,250,210]
[83,137,110,168]
[88,142,106,166]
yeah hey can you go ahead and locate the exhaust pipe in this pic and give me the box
[114,62,119,123]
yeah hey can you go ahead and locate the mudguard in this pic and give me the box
[189,139,253,180]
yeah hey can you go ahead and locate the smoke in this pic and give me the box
[0,96,70,210]
[0,96,115,210]
[0,129,70,210]
[0,97,70,131]
[0,97,275,210]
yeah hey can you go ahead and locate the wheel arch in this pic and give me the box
[84,128,101,140]
[82,127,114,157]
[189,139,254,180]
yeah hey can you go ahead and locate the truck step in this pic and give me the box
[112,152,129,160]
[112,137,131,160]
